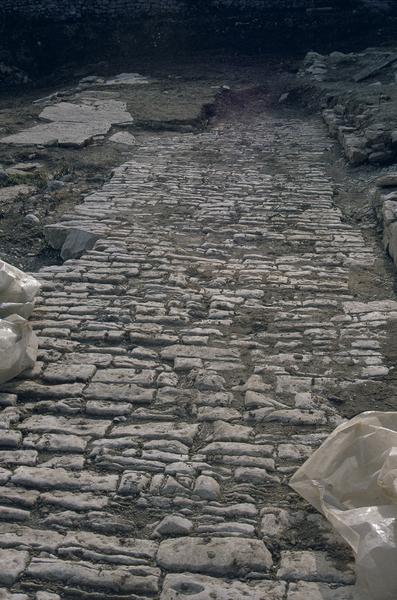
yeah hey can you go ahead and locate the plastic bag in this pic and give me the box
[0,314,38,383]
[290,411,397,600]
[0,260,41,318]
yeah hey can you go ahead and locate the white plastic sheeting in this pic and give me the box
[290,411,397,600]
[0,315,38,383]
[0,260,41,318]
[0,260,40,383]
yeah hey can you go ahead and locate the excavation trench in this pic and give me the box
[1,57,397,598]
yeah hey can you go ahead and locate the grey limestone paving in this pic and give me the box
[1,106,395,598]
[0,98,133,148]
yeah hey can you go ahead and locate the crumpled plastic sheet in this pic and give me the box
[0,260,40,383]
[0,259,41,318]
[0,315,38,384]
[290,411,397,600]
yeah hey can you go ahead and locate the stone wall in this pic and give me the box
[1,0,395,77]
[0,0,392,21]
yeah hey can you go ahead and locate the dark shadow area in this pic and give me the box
[0,0,396,82]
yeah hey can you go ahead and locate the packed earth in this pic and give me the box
[1,56,397,599]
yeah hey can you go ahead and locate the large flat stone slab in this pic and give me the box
[0,121,111,148]
[40,100,133,125]
[104,73,150,86]
[1,99,133,147]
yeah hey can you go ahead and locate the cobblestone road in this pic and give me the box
[0,108,395,599]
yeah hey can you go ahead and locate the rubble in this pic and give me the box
[300,48,397,166]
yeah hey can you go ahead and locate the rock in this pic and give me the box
[328,51,353,65]
[60,229,101,260]
[104,73,150,86]
[0,548,29,585]
[279,92,290,103]
[368,150,394,165]
[287,581,354,599]
[157,537,273,576]
[0,169,9,183]
[40,100,133,126]
[36,593,61,600]
[153,515,193,537]
[0,591,29,599]
[0,185,35,202]
[345,145,368,165]
[375,173,397,188]
[43,224,69,250]
[6,162,42,176]
[193,475,221,500]
[11,466,118,492]
[193,370,225,391]
[161,574,286,599]
[24,213,40,225]
[342,135,368,165]
[118,471,151,496]
[1,121,112,148]
[26,557,159,595]
[1,98,133,148]
[385,221,397,265]
[110,422,198,446]
[79,76,105,85]
[304,52,325,65]
[46,180,65,191]
[0,63,29,86]
[277,551,354,584]
[109,132,136,146]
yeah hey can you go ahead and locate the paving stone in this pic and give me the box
[1,99,133,148]
[109,131,137,146]
[1,87,392,599]
[26,558,159,594]
[11,467,118,492]
[43,364,96,383]
[19,416,110,438]
[0,548,29,585]
[157,537,273,575]
[161,574,286,599]
[84,382,154,403]
[0,590,28,600]
[287,581,354,600]
[153,515,194,537]
[110,422,199,445]
[193,475,221,500]
[277,551,355,584]
[40,491,109,511]
[23,433,88,452]
[0,525,64,552]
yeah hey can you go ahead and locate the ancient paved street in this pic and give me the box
[0,107,395,599]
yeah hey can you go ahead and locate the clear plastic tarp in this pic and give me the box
[0,260,40,383]
[290,411,397,600]
[0,260,41,318]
